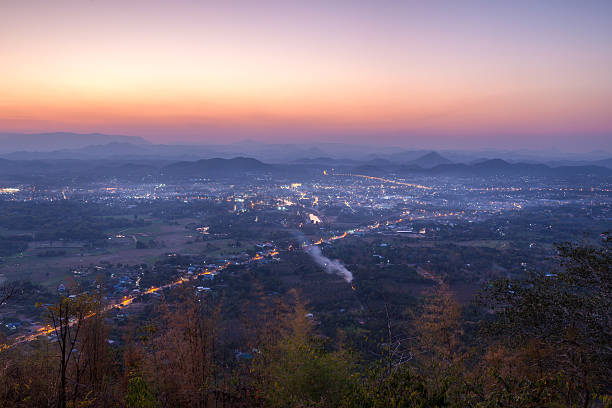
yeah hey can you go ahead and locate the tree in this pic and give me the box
[142,291,220,407]
[415,284,463,368]
[411,284,469,405]
[0,281,17,309]
[0,342,57,407]
[480,234,611,407]
[341,363,439,408]
[125,373,157,408]
[253,290,356,408]
[45,293,96,408]
[71,289,120,407]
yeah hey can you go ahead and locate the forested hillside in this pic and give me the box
[0,237,609,407]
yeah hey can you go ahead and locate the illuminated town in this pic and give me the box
[1,163,609,349]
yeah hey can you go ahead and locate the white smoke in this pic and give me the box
[305,244,353,283]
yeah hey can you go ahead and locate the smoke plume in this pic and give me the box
[305,244,353,283]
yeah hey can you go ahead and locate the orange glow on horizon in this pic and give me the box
[0,1,610,149]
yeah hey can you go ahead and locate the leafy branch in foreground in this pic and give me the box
[479,233,611,407]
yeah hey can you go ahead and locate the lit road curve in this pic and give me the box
[3,212,407,349]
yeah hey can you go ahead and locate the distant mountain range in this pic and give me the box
[439,159,611,177]
[0,133,610,180]
[0,132,149,153]
[0,154,610,185]
[354,157,612,177]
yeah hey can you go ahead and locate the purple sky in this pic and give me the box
[1,0,611,151]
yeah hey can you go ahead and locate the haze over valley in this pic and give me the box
[1,1,610,407]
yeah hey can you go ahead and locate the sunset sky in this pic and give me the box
[1,0,611,150]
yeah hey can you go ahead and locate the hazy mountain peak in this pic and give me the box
[408,151,452,168]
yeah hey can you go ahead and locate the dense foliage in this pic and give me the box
[0,237,610,407]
